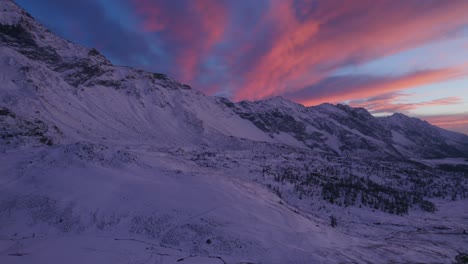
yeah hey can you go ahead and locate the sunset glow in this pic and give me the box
[16,0,468,133]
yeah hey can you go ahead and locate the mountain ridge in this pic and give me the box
[1,0,467,160]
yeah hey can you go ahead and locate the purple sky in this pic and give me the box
[15,0,468,134]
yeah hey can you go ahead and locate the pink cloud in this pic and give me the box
[349,93,463,114]
[130,0,228,83]
[233,0,468,101]
[420,113,468,134]
[288,66,467,106]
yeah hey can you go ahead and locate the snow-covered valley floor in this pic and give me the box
[1,144,467,264]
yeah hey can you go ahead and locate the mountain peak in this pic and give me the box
[335,103,372,117]
[263,96,301,108]
[385,112,430,126]
[0,0,117,87]
[390,112,410,119]
[265,95,288,102]
[0,0,26,25]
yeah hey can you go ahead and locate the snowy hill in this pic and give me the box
[1,0,467,263]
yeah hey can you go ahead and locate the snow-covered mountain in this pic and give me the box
[233,97,468,159]
[1,0,467,159]
[1,1,467,263]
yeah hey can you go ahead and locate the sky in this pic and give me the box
[16,0,468,134]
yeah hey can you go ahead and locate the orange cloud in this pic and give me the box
[349,93,463,114]
[419,113,468,134]
[287,66,467,106]
[233,0,468,101]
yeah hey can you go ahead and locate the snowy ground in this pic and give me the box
[0,143,467,264]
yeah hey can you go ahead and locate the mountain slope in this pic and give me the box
[2,0,467,159]
[381,113,468,158]
[234,97,468,159]
[0,0,277,149]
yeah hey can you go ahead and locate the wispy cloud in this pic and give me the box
[232,0,468,101]
[284,66,467,106]
[349,93,463,115]
[419,113,468,134]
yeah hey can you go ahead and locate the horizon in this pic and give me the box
[15,0,468,134]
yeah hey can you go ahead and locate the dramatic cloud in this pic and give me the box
[419,113,468,134]
[349,93,463,115]
[284,66,467,106]
[15,0,468,131]
[232,0,468,101]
